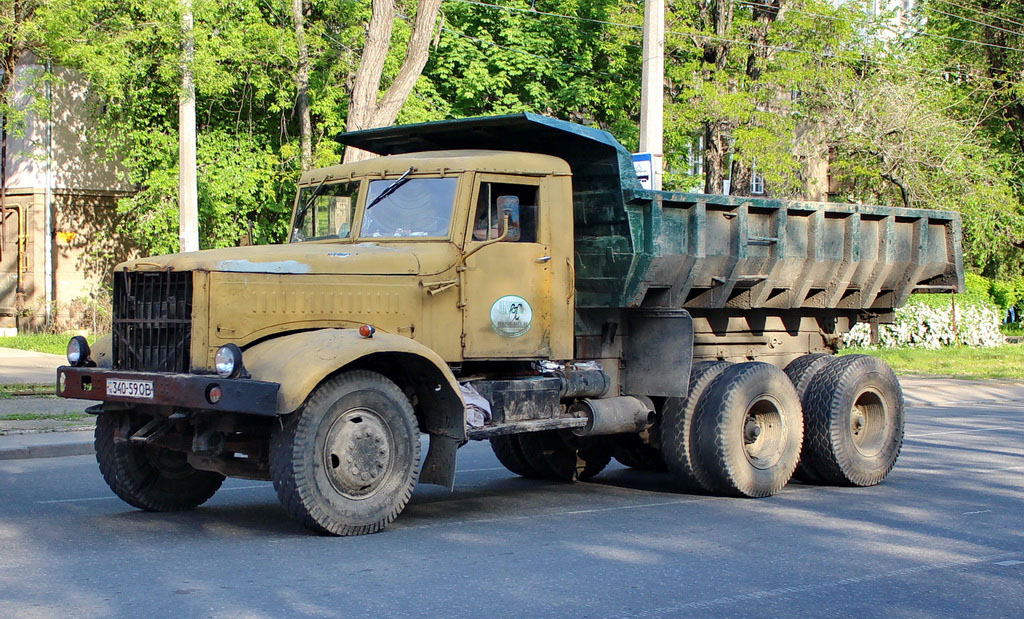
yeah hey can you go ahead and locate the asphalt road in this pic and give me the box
[1,400,1021,618]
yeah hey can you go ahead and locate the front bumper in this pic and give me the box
[57,366,280,416]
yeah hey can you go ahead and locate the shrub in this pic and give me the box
[844,295,1003,349]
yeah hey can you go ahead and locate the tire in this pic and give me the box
[801,354,904,487]
[784,353,834,399]
[783,353,835,483]
[95,412,225,512]
[517,431,610,481]
[490,435,542,478]
[269,370,420,536]
[612,434,666,471]
[660,360,733,492]
[576,439,613,480]
[693,362,803,498]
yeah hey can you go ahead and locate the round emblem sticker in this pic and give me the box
[490,295,533,337]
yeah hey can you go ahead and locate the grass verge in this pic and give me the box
[0,333,87,356]
[0,413,90,421]
[840,343,1024,380]
[0,384,56,398]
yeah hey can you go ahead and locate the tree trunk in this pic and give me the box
[704,121,728,194]
[0,42,17,223]
[292,0,312,171]
[700,1,733,193]
[343,0,441,163]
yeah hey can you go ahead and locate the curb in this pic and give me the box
[0,440,94,461]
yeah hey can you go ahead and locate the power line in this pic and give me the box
[444,0,642,32]
[735,0,1024,54]
[923,4,1024,40]
[398,10,628,79]
[440,0,1023,89]
[443,0,643,49]
[932,0,1024,31]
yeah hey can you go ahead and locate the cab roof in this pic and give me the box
[300,149,572,185]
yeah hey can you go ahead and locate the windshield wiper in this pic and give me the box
[365,167,415,211]
[293,177,329,235]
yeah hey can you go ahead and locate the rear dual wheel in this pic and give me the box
[692,363,804,498]
[784,354,836,483]
[800,355,904,486]
[660,361,733,492]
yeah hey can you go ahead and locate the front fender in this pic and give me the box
[243,329,466,489]
[92,334,113,368]
[242,329,463,416]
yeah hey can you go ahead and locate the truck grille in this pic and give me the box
[112,270,193,373]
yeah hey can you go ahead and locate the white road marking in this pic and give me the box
[905,426,1017,438]
[974,465,1024,474]
[35,483,271,504]
[649,553,1018,613]
[400,496,718,531]
[36,496,116,505]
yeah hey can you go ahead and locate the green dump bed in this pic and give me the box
[340,114,964,311]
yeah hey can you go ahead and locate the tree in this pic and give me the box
[291,0,312,171]
[0,0,40,229]
[343,0,441,163]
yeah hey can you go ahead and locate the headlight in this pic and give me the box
[67,336,91,367]
[214,344,244,378]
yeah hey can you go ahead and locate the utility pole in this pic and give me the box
[639,0,664,191]
[178,0,199,253]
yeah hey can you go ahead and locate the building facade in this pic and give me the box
[0,56,133,333]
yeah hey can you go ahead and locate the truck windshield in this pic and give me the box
[360,177,458,238]
[291,180,360,242]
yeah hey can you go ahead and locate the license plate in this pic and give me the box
[106,379,155,399]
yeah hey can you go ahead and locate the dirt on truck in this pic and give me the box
[57,113,964,535]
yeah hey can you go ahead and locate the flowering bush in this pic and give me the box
[844,296,1004,349]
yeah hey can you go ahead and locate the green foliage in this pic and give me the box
[8,0,1021,284]
[426,0,640,132]
[960,272,1024,312]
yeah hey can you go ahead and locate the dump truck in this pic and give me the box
[57,114,964,535]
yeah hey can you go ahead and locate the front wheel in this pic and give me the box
[95,412,225,511]
[270,371,421,536]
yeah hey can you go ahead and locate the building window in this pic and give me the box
[751,164,765,195]
[688,135,705,177]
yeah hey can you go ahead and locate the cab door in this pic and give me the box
[461,175,553,359]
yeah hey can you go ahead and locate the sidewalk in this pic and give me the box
[900,376,1024,407]
[0,347,64,385]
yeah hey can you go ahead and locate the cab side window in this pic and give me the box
[472,183,539,243]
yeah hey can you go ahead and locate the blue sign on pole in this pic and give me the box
[632,152,654,190]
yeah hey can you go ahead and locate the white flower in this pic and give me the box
[842,296,1003,349]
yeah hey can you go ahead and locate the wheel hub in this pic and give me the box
[742,395,786,470]
[322,407,395,499]
[850,388,888,456]
[744,418,762,443]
